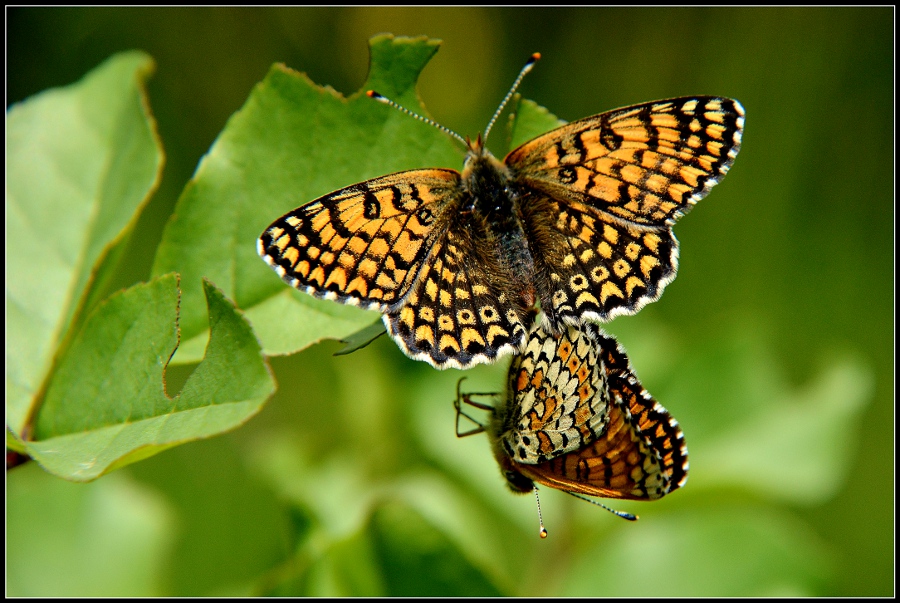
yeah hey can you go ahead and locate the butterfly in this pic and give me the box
[258,53,744,369]
[455,321,688,527]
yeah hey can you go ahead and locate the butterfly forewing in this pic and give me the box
[507,96,744,227]
[258,169,460,310]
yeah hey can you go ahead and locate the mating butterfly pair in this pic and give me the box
[258,54,744,370]
[258,53,740,524]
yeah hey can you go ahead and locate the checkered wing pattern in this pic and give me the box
[510,97,744,327]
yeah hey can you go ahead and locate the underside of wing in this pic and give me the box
[506,96,744,228]
[258,169,460,311]
[517,335,688,500]
[500,323,611,463]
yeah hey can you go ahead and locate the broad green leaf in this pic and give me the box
[152,34,463,363]
[508,97,565,150]
[25,274,275,481]
[6,51,164,435]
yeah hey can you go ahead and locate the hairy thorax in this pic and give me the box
[461,146,537,307]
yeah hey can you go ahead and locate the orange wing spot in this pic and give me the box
[625,242,641,261]
[613,259,631,278]
[309,266,326,286]
[679,165,703,187]
[418,306,434,323]
[575,291,599,308]
[625,275,645,296]
[668,184,690,203]
[439,334,461,352]
[580,249,595,263]
[424,278,439,301]
[375,272,397,290]
[706,140,724,156]
[324,267,347,289]
[705,124,726,140]
[415,324,435,344]
[338,252,357,268]
[285,216,302,227]
[348,236,369,256]
[296,260,310,277]
[486,325,509,345]
[599,281,624,304]
[657,128,681,143]
[282,247,299,267]
[516,369,530,392]
[393,233,421,264]
[640,254,660,277]
[310,212,331,232]
[619,164,644,185]
[472,284,488,295]
[645,173,669,194]
[307,246,321,259]
[703,111,725,124]
[439,289,452,308]
[399,306,415,328]
[597,241,613,259]
[602,223,619,244]
[438,314,454,331]
[461,327,486,349]
[642,233,661,253]
[358,258,378,279]
[651,113,679,129]
[687,135,702,149]
[346,276,369,296]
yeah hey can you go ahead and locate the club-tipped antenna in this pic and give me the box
[534,487,548,539]
[482,52,541,144]
[367,90,469,148]
[566,492,638,521]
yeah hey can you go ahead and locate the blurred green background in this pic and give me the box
[7,7,892,596]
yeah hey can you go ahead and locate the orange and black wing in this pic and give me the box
[258,169,461,311]
[509,97,744,326]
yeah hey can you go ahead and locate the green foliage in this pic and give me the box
[6,52,275,480]
[6,14,892,598]
[6,51,163,434]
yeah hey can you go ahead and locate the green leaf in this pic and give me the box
[508,97,565,150]
[25,274,276,481]
[333,320,388,356]
[6,51,164,435]
[152,34,464,363]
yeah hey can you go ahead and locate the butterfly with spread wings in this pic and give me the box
[258,54,744,369]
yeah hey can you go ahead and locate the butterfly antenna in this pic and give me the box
[534,487,549,539]
[482,52,541,144]
[367,90,469,148]
[566,491,638,521]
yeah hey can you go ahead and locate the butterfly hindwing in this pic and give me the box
[501,321,610,464]
[258,169,461,311]
[521,191,679,328]
[385,209,533,368]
